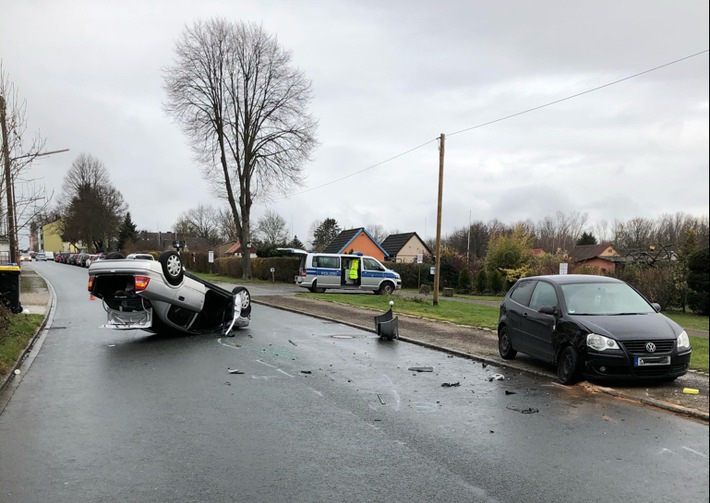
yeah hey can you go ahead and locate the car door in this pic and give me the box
[523,280,559,363]
[315,255,342,288]
[361,257,385,290]
[504,279,537,355]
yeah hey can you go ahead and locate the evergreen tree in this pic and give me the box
[576,232,598,246]
[117,212,138,251]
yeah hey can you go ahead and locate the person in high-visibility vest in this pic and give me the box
[349,258,359,282]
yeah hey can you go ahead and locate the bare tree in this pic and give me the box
[255,209,288,245]
[174,204,222,246]
[365,224,387,244]
[1,63,51,258]
[163,19,318,278]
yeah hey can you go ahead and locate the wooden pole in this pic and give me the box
[433,133,445,305]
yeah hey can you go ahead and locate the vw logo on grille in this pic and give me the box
[645,342,657,353]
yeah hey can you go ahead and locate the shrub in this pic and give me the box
[687,248,709,315]
[457,268,472,293]
[475,269,487,294]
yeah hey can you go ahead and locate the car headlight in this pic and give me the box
[677,330,691,351]
[587,333,620,351]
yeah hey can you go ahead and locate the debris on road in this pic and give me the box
[488,374,505,381]
[289,339,298,346]
[441,382,460,387]
[377,393,386,405]
[507,406,539,414]
[228,369,245,374]
[408,366,434,372]
[683,388,700,395]
[300,370,312,374]
[504,390,517,395]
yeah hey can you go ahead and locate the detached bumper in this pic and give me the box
[101,305,153,330]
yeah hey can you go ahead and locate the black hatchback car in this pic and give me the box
[497,274,691,384]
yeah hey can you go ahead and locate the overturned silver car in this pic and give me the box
[88,251,251,336]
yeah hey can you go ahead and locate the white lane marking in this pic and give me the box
[681,446,708,458]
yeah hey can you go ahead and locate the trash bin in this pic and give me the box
[0,265,22,313]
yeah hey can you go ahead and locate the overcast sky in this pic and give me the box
[2,1,708,249]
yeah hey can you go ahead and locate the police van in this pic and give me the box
[279,249,402,294]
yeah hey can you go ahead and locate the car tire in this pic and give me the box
[498,326,517,360]
[379,282,395,295]
[159,251,184,286]
[310,281,326,294]
[232,286,251,318]
[557,346,580,385]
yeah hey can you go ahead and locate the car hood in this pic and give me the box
[575,313,682,341]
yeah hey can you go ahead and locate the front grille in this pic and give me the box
[621,340,674,355]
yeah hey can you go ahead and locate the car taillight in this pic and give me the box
[134,276,150,291]
[300,268,307,277]
[87,277,94,292]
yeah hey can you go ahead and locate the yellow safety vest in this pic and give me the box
[349,259,359,279]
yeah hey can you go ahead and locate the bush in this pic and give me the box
[475,269,487,294]
[687,248,709,315]
[457,268,472,293]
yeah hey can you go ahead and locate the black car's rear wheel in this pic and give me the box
[498,326,517,360]
[557,346,580,385]
[159,251,184,286]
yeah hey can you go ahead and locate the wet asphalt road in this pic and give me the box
[0,263,708,503]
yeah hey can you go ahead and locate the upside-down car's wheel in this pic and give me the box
[557,346,580,385]
[498,326,517,360]
[159,251,184,286]
[232,286,251,318]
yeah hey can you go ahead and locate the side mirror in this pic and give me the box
[539,305,557,315]
[651,302,661,312]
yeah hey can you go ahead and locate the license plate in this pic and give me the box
[634,356,671,366]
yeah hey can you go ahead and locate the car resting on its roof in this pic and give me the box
[88,251,251,335]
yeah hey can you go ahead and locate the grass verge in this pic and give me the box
[0,313,44,376]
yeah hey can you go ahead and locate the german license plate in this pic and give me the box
[634,356,671,366]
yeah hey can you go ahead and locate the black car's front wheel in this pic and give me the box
[159,251,184,286]
[498,326,517,360]
[557,346,580,385]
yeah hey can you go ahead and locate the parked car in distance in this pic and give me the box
[35,252,47,261]
[497,274,691,384]
[85,253,104,267]
[88,251,251,336]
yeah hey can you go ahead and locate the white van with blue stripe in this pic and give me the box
[278,249,402,295]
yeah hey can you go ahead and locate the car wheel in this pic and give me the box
[498,326,517,360]
[159,251,184,286]
[379,282,394,295]
[232,286,251,317]
[557,346,580,385]
[311,281,326,294]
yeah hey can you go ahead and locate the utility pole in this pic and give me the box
[433,133,445,306]
[1,94,18,265]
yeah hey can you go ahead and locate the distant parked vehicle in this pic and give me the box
[36,252,47,261]
[85,253,105,267]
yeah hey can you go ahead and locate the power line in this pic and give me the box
[447,49,708,138]
[290,49,708,198]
